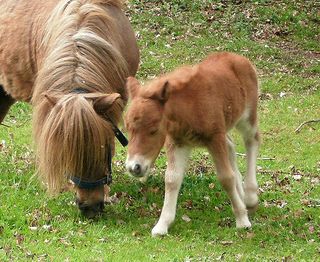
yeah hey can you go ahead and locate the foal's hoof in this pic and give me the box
[236,218,252,229]
[151,224,168,237]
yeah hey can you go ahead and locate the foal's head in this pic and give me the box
[125,77,170,179]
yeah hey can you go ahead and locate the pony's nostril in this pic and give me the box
[133,164,141,175]
[78,201,104,218]
[97,201,104,212]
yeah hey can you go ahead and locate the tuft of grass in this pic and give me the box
[1,1,319,261]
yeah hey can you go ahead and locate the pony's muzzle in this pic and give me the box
[77,200,104,218]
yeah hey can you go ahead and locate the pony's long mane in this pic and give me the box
[32,0,128,194]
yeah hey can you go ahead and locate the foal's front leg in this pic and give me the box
[152,142,191,236]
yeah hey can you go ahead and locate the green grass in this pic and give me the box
[1,0,319,261]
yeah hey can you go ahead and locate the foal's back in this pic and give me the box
[166,52,258,135]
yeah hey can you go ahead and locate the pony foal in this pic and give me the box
[125,52,260,236]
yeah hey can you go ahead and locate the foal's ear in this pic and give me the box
[44,93,58,106]
[126,76,140,99]
[93,93,121,113]
[151,80,171,105]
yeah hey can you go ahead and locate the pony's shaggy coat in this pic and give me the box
[0,0,139,198]
[125,52,259,235]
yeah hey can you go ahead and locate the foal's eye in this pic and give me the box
[149,130,158,136]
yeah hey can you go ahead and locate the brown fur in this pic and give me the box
[126,52,258,155]
[0,0,139,195]
[126,52,260,234]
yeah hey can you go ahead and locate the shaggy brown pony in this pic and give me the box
[0,0,139,217]
[125,52,259,236]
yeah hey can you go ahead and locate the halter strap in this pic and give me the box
[70,88,128,146]
[70,145,113,189]
[71,176,111,189]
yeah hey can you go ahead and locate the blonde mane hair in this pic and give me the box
[32,0,128,194]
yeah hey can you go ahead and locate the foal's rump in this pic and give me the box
[199,52,259,129]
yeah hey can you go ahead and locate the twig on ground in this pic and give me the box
[15,118,31,128]
[0,123,10,128]
[295,119,320,133]
[236,153,275,160]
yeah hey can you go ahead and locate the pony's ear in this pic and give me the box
[44,93,58,106]
[93,93,121,113]
[126,76,140,99]
[150,80,171,104]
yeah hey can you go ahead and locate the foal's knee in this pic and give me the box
[165,171,183,191]
[165,178,180,192]
[217,171,236,192]
[245,130,260,147]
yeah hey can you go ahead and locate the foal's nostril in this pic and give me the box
[133,163,141,174]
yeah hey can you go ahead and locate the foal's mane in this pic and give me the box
[32,0,128,193]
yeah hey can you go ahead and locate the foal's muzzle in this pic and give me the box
[128,163,143,177]
[126,156,151,178]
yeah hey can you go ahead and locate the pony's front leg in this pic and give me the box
[152,142,191,236]
[0,85,15,124]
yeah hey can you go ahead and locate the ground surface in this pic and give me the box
[0,0,319,261]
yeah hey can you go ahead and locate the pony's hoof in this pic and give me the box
[151,224,168,237]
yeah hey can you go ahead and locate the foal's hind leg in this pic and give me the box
[0,85,15,123]
[237,117,260,214]
[226,135,245,201]
[208,133,251,228]
[152,141,191,236]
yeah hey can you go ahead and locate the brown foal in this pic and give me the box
[125,52,260,236]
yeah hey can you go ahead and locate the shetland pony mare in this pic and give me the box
[125,52,259,236]
[0,0,139,217]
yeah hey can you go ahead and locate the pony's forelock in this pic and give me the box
[34,94,113,194]
[32,0,128,193]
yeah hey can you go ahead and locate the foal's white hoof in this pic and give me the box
[151,224,168,237]
[236,218,252,229]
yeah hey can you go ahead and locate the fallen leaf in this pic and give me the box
[220,240,233,246]
[182,214,191,223]
[15,234,24,245]
[209,183,215,189]
[309,226,315,234]
[183,200,193,210]
[293,174,302,181]
[132,231,141,237]
[246,232,255,239]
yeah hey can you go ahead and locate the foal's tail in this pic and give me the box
[33,93,114,194]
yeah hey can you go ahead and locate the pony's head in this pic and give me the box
[34,91,124,218]
[125,77,170,179]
